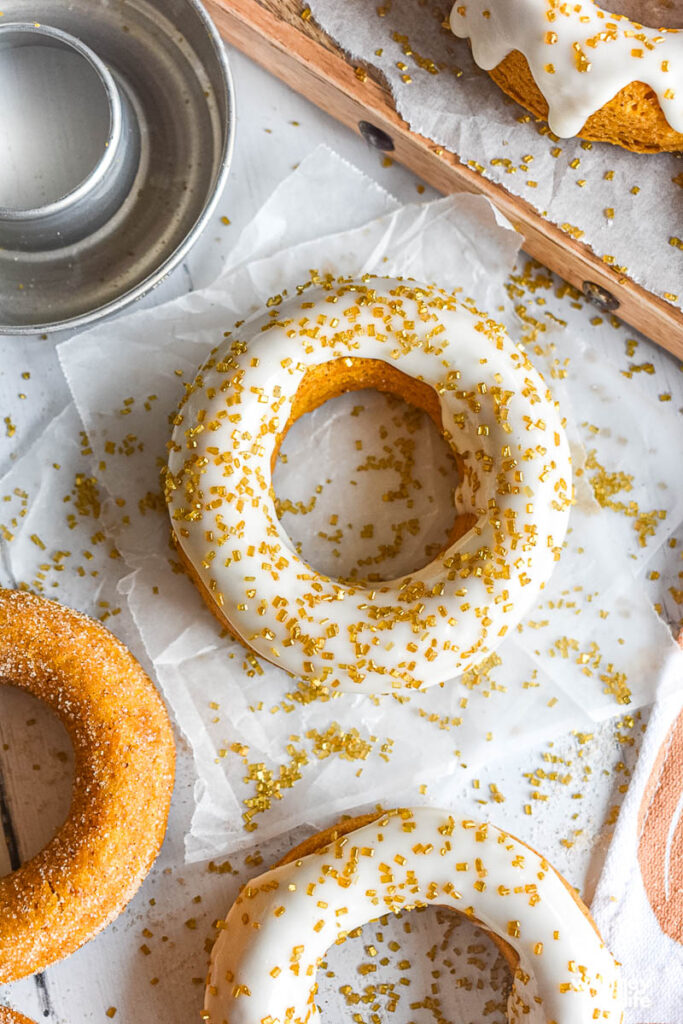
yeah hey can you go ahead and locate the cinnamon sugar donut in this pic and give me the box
[0,1010,36,1024]
[203,807,623,1023]
[166,275,572,694]
[0,589,175,982]
[450,0,683,152]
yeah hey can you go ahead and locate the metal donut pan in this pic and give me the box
[0,0,234,334]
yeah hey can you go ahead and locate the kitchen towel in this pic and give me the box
[593,640,683,1023]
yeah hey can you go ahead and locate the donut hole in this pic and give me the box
[273,359,474,583]
[0,687,74,877]
[316,904,511,1022]
[594,0,683,27]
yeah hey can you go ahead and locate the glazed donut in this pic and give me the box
[0,589,175,982]
[203,807,623,1023]
[0,1010,36,1024]
[450,0,683,153]
[166,275,572,694]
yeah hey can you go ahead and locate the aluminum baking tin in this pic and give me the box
[0,0,234,334]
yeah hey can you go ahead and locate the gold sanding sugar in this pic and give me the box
[585,450,666,548]
[307,723,376,762]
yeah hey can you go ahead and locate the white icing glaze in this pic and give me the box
[449,0,683,137]
[204,807,623,1024]
[166,276,571,694]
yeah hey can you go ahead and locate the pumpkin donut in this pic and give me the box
[166,275,572,694]
[450,0,683,152]
[0,589,175,982]
[203,807,623,1023]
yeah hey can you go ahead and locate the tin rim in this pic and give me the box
[0,0,235,336]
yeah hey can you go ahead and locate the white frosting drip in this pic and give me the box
[449,0,683,137]
[166,277,571,694]
[204,807,623,1024]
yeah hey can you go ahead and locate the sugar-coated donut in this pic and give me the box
[0,1010,36,1024]
[450,0,683,152]
[203,807,623,1024]
[166,275,572,694]
[0,589,175,982]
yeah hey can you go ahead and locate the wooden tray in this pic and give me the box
[208,0,683,357]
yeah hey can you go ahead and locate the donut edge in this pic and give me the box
[489,49,683,153]
[0,1009,37,1024]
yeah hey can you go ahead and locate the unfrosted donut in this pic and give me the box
[0,589,175,982]
[203,807,623,1023]
[166,275,572,694]
[450,0,683,152]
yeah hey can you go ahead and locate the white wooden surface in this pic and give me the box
[0,41,681,1024]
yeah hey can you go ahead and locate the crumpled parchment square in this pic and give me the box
[2,147,678,863]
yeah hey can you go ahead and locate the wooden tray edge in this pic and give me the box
[210,0,683,358]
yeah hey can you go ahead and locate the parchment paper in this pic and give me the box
[2,148,679,863]
[309,0,683,310]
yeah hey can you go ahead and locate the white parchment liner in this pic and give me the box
[1,148,679,863]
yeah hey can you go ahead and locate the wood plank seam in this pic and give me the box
[0,763,21,873]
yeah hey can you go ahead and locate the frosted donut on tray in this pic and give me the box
[203,807,623,1024]
[449,0,683,152]
[166,275,571,694]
